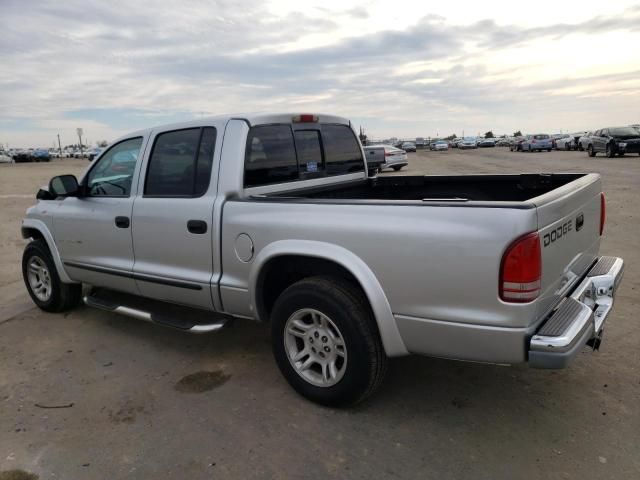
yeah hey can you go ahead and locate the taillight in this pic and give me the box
[385,151,393,157]
[600,193,606,236]
[500,232,541,303]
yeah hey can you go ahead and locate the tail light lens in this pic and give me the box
[500,232,541,303]
[600,193,606,236]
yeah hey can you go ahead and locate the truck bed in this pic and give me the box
[266,173,586,203]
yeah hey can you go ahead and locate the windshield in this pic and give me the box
[610,127,639,136]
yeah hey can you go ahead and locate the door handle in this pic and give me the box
[115,216,130,228]
[187,220,207,234]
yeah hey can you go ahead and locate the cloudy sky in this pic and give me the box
[2,0,640,147]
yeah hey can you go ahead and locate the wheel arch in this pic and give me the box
[21,219,73,283]
[250,240,408,357]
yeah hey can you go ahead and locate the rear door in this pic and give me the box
[131,126,218,310]
[534,175,603,318]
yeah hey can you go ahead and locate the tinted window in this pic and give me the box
[294,130,323,174]
[145,127,215,196]
[322,125,363,176]
[610,127,639,136]
[87,137,143,197]
[244,125,298,187]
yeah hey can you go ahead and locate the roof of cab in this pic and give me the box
[111,113,351,144]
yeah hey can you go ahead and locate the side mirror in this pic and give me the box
[49,175,80,198]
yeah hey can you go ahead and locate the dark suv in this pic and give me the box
[587,127,640,157]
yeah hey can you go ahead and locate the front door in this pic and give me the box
[131,126,217,310]
[52,136,147,293]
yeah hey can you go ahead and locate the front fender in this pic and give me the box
[21,218,73,283]
[249,240,409,357]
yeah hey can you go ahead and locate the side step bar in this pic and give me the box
[84,288,229,333]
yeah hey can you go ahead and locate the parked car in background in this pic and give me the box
[509,137,525,151]
[86,147,104,161]
[521,134,552,152]
[13,149,32,163]
[451,138,462,148]
[363,144,408,172]
[433,140,448,151]
[578,132,592,151]
[496,138,510,147]
[415,138,425,149]
[478,138,496,148]
[32,149,51,162]
[555,135,574,151]
[587,127,640,157]
[401,141,416,152]
[458,137,477,149]
[0,151,14,163]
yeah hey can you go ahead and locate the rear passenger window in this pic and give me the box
[321,125,364,175]
[294,130,323,174]
[245,125,298,187]
[145,127,216,196]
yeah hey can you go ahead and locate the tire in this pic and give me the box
[587,145,596,157]
[392,166,402,171]
[606,143,615,158]
[547,149,551,152]
[565,144,571,151]
[617,152,625,157]
[578,144,584,151]
[271,276,387,407]
[22,239,82,313]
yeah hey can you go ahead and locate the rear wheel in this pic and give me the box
[22,240,82,313]
[271,276,387,406]
[565,143,571,151]
[588,145,596,157]
[392,166,403,171]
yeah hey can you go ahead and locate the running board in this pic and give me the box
[84,288,229,333]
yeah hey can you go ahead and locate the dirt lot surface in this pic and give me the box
[1,150,638,479]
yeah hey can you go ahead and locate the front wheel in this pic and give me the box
[606,143,615,158]
[271,276,387,406]
[587,145,596,157]
[22,240,82,312]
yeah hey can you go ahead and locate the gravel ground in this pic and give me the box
[0,150,638,480]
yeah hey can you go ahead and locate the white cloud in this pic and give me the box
[1,0,640,146]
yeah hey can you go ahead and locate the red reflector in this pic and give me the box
[600,192,606,236]
[500,232,541,303]
[293,114,318,123]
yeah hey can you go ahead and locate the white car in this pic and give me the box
[433,141,448,151]
[458,137,478,149]
[363,144,408,172]
[555,135,574,151]
[0,151,14,163]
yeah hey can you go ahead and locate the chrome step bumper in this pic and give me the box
[529,256,624,368]
[84,288,229,334]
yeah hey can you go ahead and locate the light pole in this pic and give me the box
[77,128,84,157]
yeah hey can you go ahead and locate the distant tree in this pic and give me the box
[97,140,108,147]
[484,131,494,138]
[444,133,457,140]
[513,130,522,137]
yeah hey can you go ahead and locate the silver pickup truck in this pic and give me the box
[21,113,624,406]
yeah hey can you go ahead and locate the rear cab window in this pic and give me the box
[145,127,216,197]
[243,123,363,188]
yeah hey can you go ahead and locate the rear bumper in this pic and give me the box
[528,256,624,368]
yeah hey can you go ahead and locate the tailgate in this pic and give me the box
[534,173,603,319]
